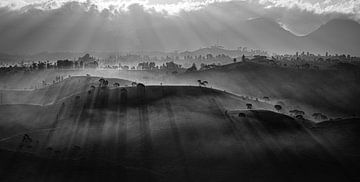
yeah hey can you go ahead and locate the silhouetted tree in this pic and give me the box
[274,104,282,112]
[186,63,197,72]
[289,109,305,116]
[113,82,120,87]
[263,96,270,101]
[202,81,208,86]
[295,115,305,120]
[137,83,145,87]
[312,113,328,121]
[99,78,105,85]
[239,113,246,117]
[246,103,252,110]
[198,80,208,87]
[131,82,137,86]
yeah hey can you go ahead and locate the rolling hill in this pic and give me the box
[305,19,360,55]
[1,76,132,105]
[178,61,360,118]
[0,81,359,181]
[1,18,360,57]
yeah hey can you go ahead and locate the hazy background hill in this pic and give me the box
[305,19,360,55]
[1,18,360,57]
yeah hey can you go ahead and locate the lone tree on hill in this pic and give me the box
[197,80,208,87]
[246,103,252,110]
[274,104,282,112]
[312,113,328,121]
[99,78,105,84]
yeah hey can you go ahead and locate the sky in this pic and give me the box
[0,0,359,53]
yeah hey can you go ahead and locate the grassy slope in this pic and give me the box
[178,62,360,118]
[0,84,359,182]
[1,76,132,105]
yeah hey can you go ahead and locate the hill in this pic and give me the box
[306,19,360,55]
[178,62,360,118]
[1,76,132,105]
[0,84,359,181]
[1,18,360,57]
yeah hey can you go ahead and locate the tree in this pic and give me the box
[274,105,282,112]
[242,55,246,62]
[131,82,137,86]
[186,63,197,72]
[312,113,328,121]
[238,113,246,117]
[113,82,120,87]
[289,109,305,116]
[202,81,208,87]
[246,103,252,110]
[137,83,145,87]
[99,78,105,86]
[295,115,304,120]
[197,80,208,87]
[197,80,202,86]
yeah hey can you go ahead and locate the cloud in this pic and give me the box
[258,0,360,16]
[0,0,359,53]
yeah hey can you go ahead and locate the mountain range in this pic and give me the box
[0,18,359,57]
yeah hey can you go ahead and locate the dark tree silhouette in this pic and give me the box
[22,134,32,143]
[312,113,328,120]
[295,115,305,120]
[198,80,208,87]
[274,104,282,112]
[131,82,137,86]
[113,82,120,87]
[246,103,252,110]
[289,109,305,116]
[99,78,105,85]
[137,83,145,87]
[239,113,246,117]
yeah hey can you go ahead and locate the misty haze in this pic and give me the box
[0,0,360,182]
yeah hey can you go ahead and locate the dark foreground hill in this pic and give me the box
[0,84,359,182]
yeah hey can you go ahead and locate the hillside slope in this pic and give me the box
[178,62,360,118]
[0,84,359,182]
[1,76,132,105]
